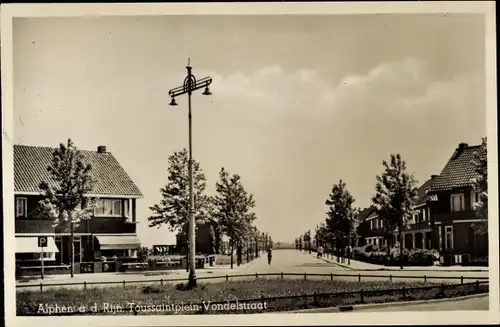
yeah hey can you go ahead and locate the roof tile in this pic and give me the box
[431,143,485,192]
[14,145,143,197]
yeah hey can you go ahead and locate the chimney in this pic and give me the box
[452,142,468,160]
[97,145,107,153]
[431,175,438,179]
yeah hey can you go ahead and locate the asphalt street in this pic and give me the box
[16,249,488,291]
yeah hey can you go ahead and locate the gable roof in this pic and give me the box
[358,206,375,222]
[413,176,438,206]
[14,144,143,197]
[431,142,485,192]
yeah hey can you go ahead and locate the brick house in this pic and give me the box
[357,142,488,265]
[14,144,143,268]
[357,206,390,248]
[176,222,215,255]
[401,175,439,250]
[427,142,488,263]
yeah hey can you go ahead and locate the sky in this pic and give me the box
[12,14,487,247]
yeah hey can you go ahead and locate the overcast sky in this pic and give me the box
[12,14,486,246]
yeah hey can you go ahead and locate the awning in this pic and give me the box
[16,236,60,253]
[95,235,141,250]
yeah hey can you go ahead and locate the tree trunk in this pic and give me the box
[230,237,234,269]
[399,220,403,269]
[348,228,351,265]
[70,230,75,278]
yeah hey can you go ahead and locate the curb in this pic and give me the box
[310,253,488,273]
[287,292,489,313]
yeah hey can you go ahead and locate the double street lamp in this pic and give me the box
[169,59,212,288]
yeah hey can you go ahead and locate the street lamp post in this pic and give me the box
[168,59,212,288]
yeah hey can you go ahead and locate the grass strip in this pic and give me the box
[17,278,488,315]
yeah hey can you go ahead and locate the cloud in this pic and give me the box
[198,58,482,128]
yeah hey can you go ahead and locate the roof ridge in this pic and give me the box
[14,143,111,154]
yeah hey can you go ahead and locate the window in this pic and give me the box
[445,226,453,250]
[438,226,442,250]
[94,199,123,217]
[380,219,384,228]
[370,220,373,230]
[124,199,130,218]
[471,191,480,209]
[16,197,27,218]
[450,193,465,212]
[412,213,418,224]
[422,209,426,222]
[374,219,379,229]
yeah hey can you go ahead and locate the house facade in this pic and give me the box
[427,142,488,263]
[14,144,143,269]
[401,175,438,250]
[356,142,488,264]
[357,207,390,248]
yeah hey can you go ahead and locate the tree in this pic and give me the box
[35,139,95,278]
[325,180,359,261]
[471,137,488,234]
[372,154,418,269]
[213,167,257,269]
[137,246,149,263]
[147,149,214,252]
[303,230,311,253]
[315,223,330,248]
[214,222,223,254]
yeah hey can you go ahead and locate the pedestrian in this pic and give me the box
[267,248,272,265]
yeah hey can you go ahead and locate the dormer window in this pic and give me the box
[471,190,480,209]
[94,199,123,217]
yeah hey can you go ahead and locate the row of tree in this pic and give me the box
[34,139,273,278]
[295,141,488,268]
[147,148,273,269]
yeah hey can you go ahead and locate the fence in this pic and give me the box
[16,271,489,291]
[19,280,488,316]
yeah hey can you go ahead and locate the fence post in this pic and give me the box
[476,280,480,292]
[460,276,463,285]
[424,275,427,283]
[226,274,229,281]
[402,286,406,299]
[256,273,258,279]
[281,272,283,279]
[123,280,126,287]
[330,273,333,281]
[360,290,364,303]
[358,274,361,282]
[84,281,87,290]
[304,273,307,280]
[40,283,43,291]
[160,278,163,285]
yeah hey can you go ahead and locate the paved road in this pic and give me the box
[359,295,489,311]
[16,250,488,291]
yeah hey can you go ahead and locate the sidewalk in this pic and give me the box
[16,255,263,286]
[305,251,489,272]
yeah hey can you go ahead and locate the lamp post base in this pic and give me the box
[188,270,197,288]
